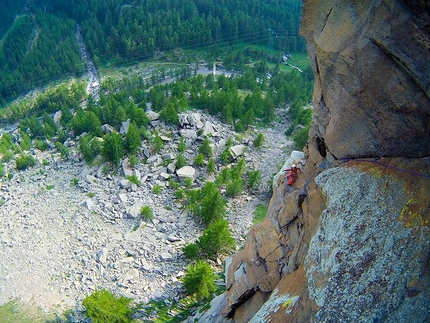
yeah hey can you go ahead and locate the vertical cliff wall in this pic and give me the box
[193,1,430,322]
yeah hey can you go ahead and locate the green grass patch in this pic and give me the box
[253,203,268,224]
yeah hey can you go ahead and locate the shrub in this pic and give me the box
[183,243,200,261]
[0,163,4,177]
[207,158,216,173]
[293,125,310,150]
[102,133,124,165]
[82,289,133,323]
[129,155,138,166]
[56,142,70,160]
[15,154,37,170]
[226,178,244,197]
[183,261,217,300]
[253,133,265,148]
[184,177,193,188]
[194,153,205,166]
[152,134,164,153]
[72,177,78,186]
[125,123,141,155]
[33,139,50,151]
[126,174,141,186]
[198,219,235,258]
[168,178,181,189]
[178,136,186,153]
[199,137,212,157]
[247,170,262,190]
[80,135,102,164]
[140,206,154,220]
[153,184,162,194]
[175,154,187,169]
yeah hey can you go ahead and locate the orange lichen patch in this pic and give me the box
[343,157,430,228]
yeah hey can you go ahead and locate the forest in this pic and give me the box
[0,0,305,105]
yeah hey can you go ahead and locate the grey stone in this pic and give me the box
[180,129,197,139]
[123,268,139,281]
[158,172,170,181]
[146,111,160,121]
[167,163,176,174]
[101,124,115,134]
[230,144,246,159]
[122,160,133,177]
[96,248,108,264]
[118,193,128,203]
[124,230,142,242]
[119,179,131,189]
[147,154,160,164]
[120,119,130,135]
[167,235,182,242]
[127,200,144,219]
[160,252,173,261]
[203,121,217,136]
[82,199,95,210]
[176,166,196,178]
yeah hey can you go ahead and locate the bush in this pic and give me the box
[55,142,70,160]
[183,243,200,260]
[152,134,164,153]
[15,154,37,170]
[183,261,217,300]
[199,219,235,258]
[80,135,102,165]
[175,154,187,169]
[33,139,50,151]
[247,169,262,190]
[126,174,141,186]
[226,177,244,197]
[199,137,212,157]
[178,136,186,153]
[253,132,265,148]
[207,158,216,173]
[194,153,205,166]
[102,133,124,165]
[82,289,133,323]
[125,122,141,155]
[129,155,138,166]
[140,206,154,220]
[293,125,310,150]
[153,184,162,194]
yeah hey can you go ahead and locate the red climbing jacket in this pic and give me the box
[284,165,300,186]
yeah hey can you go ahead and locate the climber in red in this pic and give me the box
[283,164,301,186]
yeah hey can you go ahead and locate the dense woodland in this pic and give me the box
[0,0,304,104]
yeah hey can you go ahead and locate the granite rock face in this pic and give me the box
[205,1,430,322]
[301,0,430,160]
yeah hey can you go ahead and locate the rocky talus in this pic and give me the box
[0,111,292,314]
[197,1,430,322]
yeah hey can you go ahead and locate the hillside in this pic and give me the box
[0,0,304,105]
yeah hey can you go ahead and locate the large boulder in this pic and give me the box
[176,166,196,178]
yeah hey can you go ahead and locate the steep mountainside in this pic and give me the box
[199,1,430,322]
